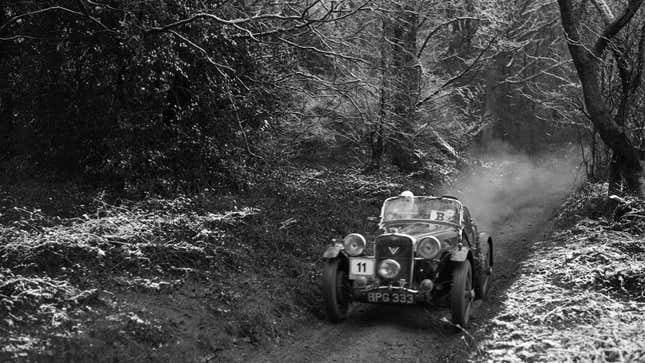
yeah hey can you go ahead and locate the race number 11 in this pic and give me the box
[349,257,374,278]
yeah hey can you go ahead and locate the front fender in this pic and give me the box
[450,246,470,262]
[478,232,493,266]
[478,232,492,244]
[323,244,345,259]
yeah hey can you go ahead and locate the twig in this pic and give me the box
[277,37,369,64]
[166,30,235,76]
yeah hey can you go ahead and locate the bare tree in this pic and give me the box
[558,0,645,193]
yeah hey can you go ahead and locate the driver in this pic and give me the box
[385,191,416,221]
[400,190,414,199]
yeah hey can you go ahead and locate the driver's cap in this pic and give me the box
[400,190,414,198]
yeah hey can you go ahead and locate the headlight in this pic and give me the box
[378,259,401,279]
[416,236,441,259]
[343,233,366,256]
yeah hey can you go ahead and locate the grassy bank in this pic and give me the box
[476,183,645,361]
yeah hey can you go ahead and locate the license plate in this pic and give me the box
[367,291,415,304]
[349,257,375,279]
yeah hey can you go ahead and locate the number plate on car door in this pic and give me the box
[349,257,375,279]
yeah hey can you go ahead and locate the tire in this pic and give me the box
[322,258,351,323]
[475,243,492,300]
[450,260,473,328]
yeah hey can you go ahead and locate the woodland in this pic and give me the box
[1,0,644,189]
[1,0,645,361]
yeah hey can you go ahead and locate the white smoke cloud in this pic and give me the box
[444,141,582,231]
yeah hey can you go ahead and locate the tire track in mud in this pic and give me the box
[231,189,570,363]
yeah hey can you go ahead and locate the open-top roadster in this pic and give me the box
[322,191,493,327]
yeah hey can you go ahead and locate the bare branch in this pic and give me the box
[0,35,38,41]
[593,0,644,56]
[499,59,572,85]
[417,38,495,107]
[271,71,363,87]
[0,4,118,36]
[166,30,235,76]
[149,1,370,39]
[277,37,369,64]
[590,0,615,24]
[149,12,302,34]
[75,0,118,34]
[417,17,480,57]
[84,0,122,12]
[232,2,370,39]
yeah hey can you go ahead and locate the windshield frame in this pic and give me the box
[379,196,463,228]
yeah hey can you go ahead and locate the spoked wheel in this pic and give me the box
[322,258,351,323]
[475,244,493,300]
[451,260,474,328]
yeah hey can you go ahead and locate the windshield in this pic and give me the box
[381,196,461,225]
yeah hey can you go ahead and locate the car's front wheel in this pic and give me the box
[322,258,351,323]
[450,260,474,328]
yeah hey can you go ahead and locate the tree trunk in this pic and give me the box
[576,60,643,192]
[366,19,389,172]
[385,2,421,172]
[557,0,644,194]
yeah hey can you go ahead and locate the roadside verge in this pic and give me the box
[475,184,645,361]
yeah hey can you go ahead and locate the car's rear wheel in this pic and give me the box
[451,260,473,328]
[475,243,492,300]
[322,258,351,323]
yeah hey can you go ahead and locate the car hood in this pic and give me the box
[411,228,459,242]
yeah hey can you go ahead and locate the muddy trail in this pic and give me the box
[227,159,579,363]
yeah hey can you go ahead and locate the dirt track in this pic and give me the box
[229,188,569,363]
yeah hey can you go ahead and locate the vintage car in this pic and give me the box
[321,191,493,327]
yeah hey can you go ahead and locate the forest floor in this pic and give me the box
[0,167,441,362]
[3,152,644,362]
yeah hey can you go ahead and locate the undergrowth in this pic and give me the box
[0,167,442,361]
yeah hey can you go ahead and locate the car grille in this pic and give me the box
[375,234,414,284]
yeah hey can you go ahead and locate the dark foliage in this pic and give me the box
[1,1,279,191]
